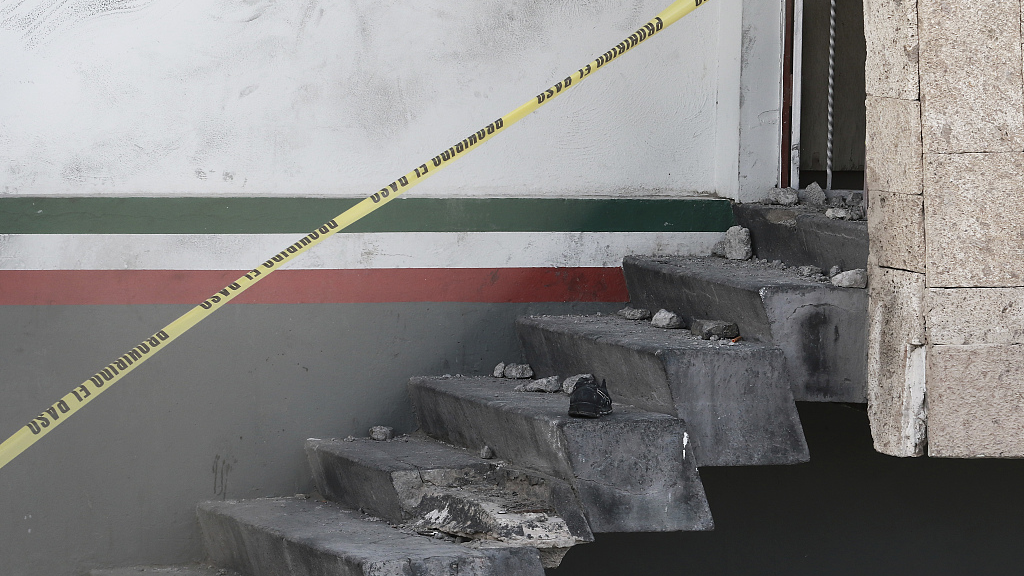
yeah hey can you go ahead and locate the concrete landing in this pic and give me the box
[89,567,238,576]
[306,435,592,565]
[197,497,545,576]
[623,256,867,402]
[732,203,868,271]
[516,314,808,467]
[408,376,713,533]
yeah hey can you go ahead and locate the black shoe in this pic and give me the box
[568,377,612,418]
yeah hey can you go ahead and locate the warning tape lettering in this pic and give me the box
[0,0,711,472]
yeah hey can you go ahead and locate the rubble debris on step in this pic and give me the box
[831,268,867,288]
[616,306,651,320]
[651,309,684,329]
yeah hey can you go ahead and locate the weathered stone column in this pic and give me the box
[864,0,928,456]
[865,0,1024,457]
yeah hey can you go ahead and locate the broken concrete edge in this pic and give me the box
[197,497,549,575]
[306,435,595,544]
[88,567,239,576]
[866,265,927,457]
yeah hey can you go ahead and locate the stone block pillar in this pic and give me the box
[865,0,1024,457]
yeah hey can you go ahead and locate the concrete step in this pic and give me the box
[623,255,867,402]
[197,497,545,576]
[408,375,713,533]
[732,203,868,271]
[516,314,808,467]
[305,435,591,566]
[89,567,238,576]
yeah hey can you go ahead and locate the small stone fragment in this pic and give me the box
[712,225,753,260]
[690,318,740,340]
[797,265,823,278]
[651,309,684,329]
[825,207,852,220]
[848,192,864,205]
[766,187,799,206]
[831,268,868,288]
[369,426,394,441]
[492,362,505,378]
[771,259,785,269]
[562,373,594,394]
[829,265,842,278]
[520,375,561,392]
[480,445,495,459]
[343,435,356,442]
[617,306,652,320]
[503,363,534,379]
[801,182,827,206]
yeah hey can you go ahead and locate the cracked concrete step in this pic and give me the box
[408,375,713,533]
[516,314,808,467]
[89,567,239,576]
[623,255,867,402]
[197,497,545,576]
[306,435,592,567]
[733,203,868,271]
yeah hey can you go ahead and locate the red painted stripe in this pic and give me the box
[0,268,629,305]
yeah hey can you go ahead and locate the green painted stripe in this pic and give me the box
[0,197,734,234]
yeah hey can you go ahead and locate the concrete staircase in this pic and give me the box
[92,202,868,576]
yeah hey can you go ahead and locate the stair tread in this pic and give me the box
[306,435,592,557]
[623,255,867,402]
[409,375,713,533]
[198,497,544,576]
[308,434,490,475]
[516,314,808,467]
[732,202,868,271]
[626,255,845,294]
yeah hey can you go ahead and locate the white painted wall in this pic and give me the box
[0,0,783,200]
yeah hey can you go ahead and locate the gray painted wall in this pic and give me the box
[0,301,620,575]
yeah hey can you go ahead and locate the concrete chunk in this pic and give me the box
[517,315,807,467]
[503,364,534,379]
[689,319,740,340]
[623,256,867,402]
[198,497,545,576]
[712,226,753,260]
[409,376,713,533]
[650,309,684,329]
[616,306,651,320]
[831,269,867,288]
[514,376,561,393]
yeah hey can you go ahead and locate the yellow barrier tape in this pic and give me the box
[0,0,709,471]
